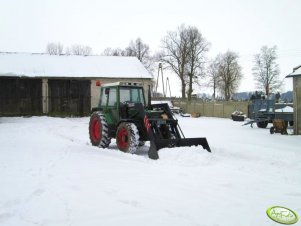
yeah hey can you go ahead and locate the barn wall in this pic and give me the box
[48,79,91,116]
[0,77,42,116]
[90,78,152,109]
[1,77,152,116]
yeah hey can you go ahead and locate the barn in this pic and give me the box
[286,65,301,135]
[0,52,152,116]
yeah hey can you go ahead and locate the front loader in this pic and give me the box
[89,82,211,159]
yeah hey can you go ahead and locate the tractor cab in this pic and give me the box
[95,82,145,121]
[99,82,146,108]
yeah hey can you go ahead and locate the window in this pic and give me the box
[100,87,117,107]
[100,88,106,106]
[120,87,145,105]
[108,88,117,106]
[120,89,131,103]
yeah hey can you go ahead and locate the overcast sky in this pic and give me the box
[1,0,301,94]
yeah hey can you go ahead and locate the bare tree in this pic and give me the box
[186,26,209,101]
[252,46,281,95]
[65,47,71,55]
[46,42,63,55]
[71,45,81,55]
[217,51,242,101]
[125,38,153,71]
[102,39,155,74]
[126,38,149,60]
[70,44,92,56]
[207,58,220,100]
[102,47,127,56]
[159,25,209,99]
[160,25,190,98]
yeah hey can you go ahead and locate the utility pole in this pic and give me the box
[155,63,165,97]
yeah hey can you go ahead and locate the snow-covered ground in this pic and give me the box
[0,116,300,226]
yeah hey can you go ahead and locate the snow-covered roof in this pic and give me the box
[0,52,152,79]
[286,65,301,77]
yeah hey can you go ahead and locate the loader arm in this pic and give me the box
[133,103,211,160]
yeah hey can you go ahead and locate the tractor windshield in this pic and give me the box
[120,87,145,105]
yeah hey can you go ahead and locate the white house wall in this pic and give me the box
[293,77,301,134]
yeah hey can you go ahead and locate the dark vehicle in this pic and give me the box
[89,82,211,159]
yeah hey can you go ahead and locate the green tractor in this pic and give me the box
[89,82,211,159]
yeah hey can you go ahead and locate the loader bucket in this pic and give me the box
[148,137,211,160]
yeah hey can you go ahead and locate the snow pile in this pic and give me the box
[0,116,300,226]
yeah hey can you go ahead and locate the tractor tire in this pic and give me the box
[89,111,111,148]
[116,122,139,154]
[257,121,268,128]
[270,127,275,134]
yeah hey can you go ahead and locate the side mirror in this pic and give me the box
[105,88,110,95]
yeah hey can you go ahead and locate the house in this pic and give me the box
[0,52,152,116]
[286,65,301,135]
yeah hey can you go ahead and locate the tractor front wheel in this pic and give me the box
[89,111,111,148]
[116,122,139,154]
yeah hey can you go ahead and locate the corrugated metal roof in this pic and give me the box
[0,52,152,79]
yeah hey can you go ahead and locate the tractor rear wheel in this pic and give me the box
[89,111,111,148]
[116,122,139,154]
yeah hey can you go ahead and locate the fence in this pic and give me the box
[153,98,249,118]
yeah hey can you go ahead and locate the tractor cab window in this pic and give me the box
[120,87,145,105]
[100,88,106,106]
[100,87,117,107]
[108,88,117,106]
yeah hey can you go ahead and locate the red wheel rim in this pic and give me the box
[90,117,101,142]
[117,127,128,150]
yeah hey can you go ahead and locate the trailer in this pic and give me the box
[244,98,293,128]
